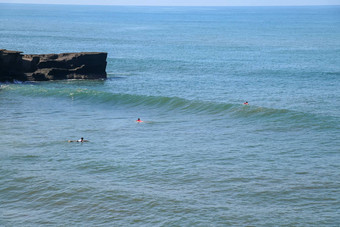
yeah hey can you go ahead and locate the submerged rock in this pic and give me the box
[0,49,107,82]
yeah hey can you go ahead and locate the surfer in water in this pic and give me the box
[136,118,143,123]
[68,137,89,142]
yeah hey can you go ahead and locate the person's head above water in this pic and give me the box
[68,137,88,142]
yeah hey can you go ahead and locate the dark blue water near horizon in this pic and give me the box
[1,4,339,226]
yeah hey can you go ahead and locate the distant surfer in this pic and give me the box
[244,101,249,105]
[68,137,89,142]
[136,118,143,123]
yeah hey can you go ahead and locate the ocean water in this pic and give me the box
[1,4,340,226]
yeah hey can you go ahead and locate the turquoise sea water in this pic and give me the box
[1,4,340,226]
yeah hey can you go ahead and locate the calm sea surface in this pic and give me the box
[0,4,339,226]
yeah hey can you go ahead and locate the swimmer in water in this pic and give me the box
[244,101,249,105]
[136,118,143,123]
[68,137,89,142]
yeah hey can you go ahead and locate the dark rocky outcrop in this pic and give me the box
[0,49,107,82]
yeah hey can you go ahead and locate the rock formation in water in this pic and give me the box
[0,49,107,82]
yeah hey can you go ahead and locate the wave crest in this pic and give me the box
[6,84,338,127]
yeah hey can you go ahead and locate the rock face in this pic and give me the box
[0,49,107,82]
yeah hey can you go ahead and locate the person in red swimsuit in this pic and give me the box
[136,118,143,123]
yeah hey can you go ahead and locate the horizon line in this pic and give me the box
[1,2,340,7]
